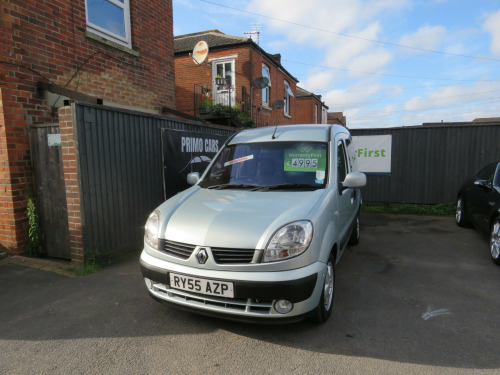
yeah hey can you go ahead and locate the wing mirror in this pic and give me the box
[187,172,200,185]
[342,172,367,189]
[474,179,492,190]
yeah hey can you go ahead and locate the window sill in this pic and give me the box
[261,104,272,111]
[85,30,139,57]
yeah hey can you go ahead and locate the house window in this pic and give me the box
[262,64,270,107]
[315,104,318,124]
[85,0,132,48]
[213,59,235,106]
[284,81,293,117]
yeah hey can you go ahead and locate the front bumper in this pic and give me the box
[140,250,326,321]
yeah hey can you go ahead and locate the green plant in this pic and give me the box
[26,198,43,257]
[75,249,102,276]
[199,87,213,109]
[362,203,455,216]
[212,103,230,115]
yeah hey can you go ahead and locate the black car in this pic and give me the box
[456,162,500,266]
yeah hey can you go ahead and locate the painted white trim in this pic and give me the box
[207,54,238,63]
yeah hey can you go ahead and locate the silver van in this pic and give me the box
[140,124,366,323]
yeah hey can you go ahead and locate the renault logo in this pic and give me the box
[196,248,209,264]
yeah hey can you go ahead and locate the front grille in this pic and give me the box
[152,282,273,314]
[161,240,195,259]
[159,239,256,264]
[211,247,255,264]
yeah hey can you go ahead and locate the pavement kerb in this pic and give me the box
[0,255,77,277]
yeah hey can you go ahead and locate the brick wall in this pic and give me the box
[250,50,297,126]
[58,106,83,264]
[296,97,321,125]
[0,86,32,253]
[175,46,297,127]
[0,0,175,255]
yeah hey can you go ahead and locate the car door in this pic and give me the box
[336,137,356,248]
[470,163,497,234]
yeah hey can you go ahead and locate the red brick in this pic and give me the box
[1,0,175,261]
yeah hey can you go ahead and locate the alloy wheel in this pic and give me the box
[456,198,463,223]
[491,221,500,261]
[323,262,334,311]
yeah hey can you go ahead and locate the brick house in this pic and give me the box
[0,0,175,257]
[174,30,300,128]
[327,112,347,127]
[295,86,329,124]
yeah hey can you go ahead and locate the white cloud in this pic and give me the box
[303,71,335,91]
[323,82,381,110]
[403,81,500,112]
[241,0,499,128]
[349,49,393,76]
[399,25,447,51]
[246,0,408,48]
[483,10,500,57]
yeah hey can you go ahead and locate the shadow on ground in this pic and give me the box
[1,214,498,369]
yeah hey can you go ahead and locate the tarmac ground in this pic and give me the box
[0,213,499,374]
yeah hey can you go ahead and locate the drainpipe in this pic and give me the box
[250,46,254,123]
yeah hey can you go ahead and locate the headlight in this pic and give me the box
[263,220,313,262]
[145,210,160,249]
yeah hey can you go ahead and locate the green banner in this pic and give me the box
[284,143,326,172]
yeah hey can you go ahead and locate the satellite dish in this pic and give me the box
[253,76,269,89]
[273,100,285,109]
[192,41,209,65]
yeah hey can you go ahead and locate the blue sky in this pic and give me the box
[173,0,500,128]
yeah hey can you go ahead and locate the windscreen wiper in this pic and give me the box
[207,184,258,190]
[255,183,320,191]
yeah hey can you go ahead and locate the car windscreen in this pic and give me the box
[200,141,328,190]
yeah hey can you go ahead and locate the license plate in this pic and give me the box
[169,273,234,298]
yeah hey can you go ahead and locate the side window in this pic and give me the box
[476,163,497,182]
[337,141,348,185]
[494,164,500,188]
[85,0,132,48]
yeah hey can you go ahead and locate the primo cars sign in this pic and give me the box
[161,129,229,199]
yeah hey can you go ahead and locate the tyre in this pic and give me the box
[348,212,360,245]
[490,218,500,266]
[455,196,470,227]
[310,253,335,323]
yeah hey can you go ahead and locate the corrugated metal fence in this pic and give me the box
[350,123,500,204]
[74,104,235,260]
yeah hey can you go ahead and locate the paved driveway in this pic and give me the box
[0,213,498,374]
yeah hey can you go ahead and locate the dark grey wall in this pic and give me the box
[350,123,500,204]
[74,104,235,259]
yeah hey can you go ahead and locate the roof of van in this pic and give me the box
[229,124,349,144]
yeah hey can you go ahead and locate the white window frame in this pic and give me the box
[315,104,318,124]
[284,80,291,117]
[262,64,271,107]
[212,58,236,106]
[85,0,132,48]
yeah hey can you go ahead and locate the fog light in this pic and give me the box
[145,278,153,290]
[274,300,293,314]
